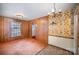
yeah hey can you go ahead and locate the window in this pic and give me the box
[32,23,36,37]
[10,21,21,37]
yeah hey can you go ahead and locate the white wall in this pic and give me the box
[73,15,78,54]
[48,36,74,52]
[78,48,79,54]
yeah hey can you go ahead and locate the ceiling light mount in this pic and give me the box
[48,3,62,17]
[15,12,24,19]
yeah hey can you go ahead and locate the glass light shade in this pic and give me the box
[52,9,55,12]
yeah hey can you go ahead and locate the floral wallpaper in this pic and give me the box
[48,10,74,38]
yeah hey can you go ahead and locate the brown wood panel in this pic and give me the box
[0,16,29,42]
[3,17,12,41]
[0,16,48,44]
[28,16,48,45]
[28,21,32,38]
[0,16,4,42]
[21,20,29,38]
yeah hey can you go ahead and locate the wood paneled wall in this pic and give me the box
[21,20,29,38]
[0,16,3,42]
[0,16,48,45]
[28,16,48,45]
[0,16,29,42]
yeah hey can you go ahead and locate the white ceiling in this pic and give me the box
[0,3,76,20]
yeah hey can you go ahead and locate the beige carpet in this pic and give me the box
[36,45,73,55]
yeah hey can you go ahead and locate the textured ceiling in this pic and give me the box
[0,3,76,20]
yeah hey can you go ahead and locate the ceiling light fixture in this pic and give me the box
[48,3,62,17]
[48,3,62,25]
[16,12,24,19]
